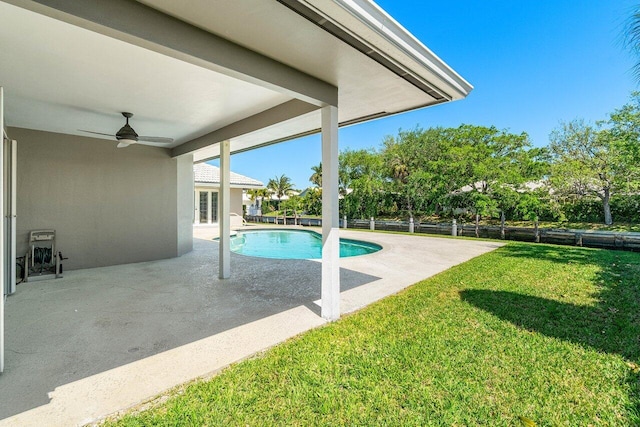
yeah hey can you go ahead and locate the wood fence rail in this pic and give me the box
[244,215,640,252]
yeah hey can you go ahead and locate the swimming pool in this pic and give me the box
[229,229,381,259]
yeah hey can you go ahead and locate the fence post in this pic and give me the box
[500,211,506,240]
[615,235,623,248]
[451,219,457,236]
[534,217,540,243]
[475,214,480,238]
[343,215,347,229]
[576,233,583,247]
[409,217,414,233]
[370,217,375,231]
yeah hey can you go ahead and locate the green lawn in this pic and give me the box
[108,243,640,426]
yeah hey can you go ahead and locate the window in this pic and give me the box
[211,192,218,222]
[199,192,208,223]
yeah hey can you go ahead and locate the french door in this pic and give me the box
[197,191,218,224]
[199,191,208,223]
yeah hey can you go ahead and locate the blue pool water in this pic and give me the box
[229,229,381,259]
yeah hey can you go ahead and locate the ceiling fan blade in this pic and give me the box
[78,129,115,137]
[138,136,174,143]
[117,141,132,148]
[137,141,174,148]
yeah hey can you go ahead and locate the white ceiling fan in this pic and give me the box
[80,112,174,148]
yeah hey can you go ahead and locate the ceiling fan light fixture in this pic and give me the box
[116,139,135,148]
[80,111,173,148]
[115,113,139,148]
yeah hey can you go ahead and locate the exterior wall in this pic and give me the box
[13,127,191,270]
[231,188,243,221]
[194,186,244,226]
[176,154,194,256]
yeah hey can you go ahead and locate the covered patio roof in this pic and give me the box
[0,0,473,381]
[0,0,471,161]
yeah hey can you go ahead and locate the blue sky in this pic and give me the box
[214,1,638,189]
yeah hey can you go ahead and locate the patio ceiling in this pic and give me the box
[0,0,472,161]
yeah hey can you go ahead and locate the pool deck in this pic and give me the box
[0,226,504,426]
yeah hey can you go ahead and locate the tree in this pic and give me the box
[382,127,449,216]
[549,118,640,225]
[246,188,269,214]
[515,192,548,222]
[454,126,548,220]
[302,188,322,216]
[339,149,385,218]
[380,125,546,219]
[281,195,303,217]
[624,6,640,82]
[267,174,293,211]
[309,163,322,188]
[607,91,640,162]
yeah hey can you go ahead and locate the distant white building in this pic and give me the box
[194,163,263,226]
[457,180,548,194]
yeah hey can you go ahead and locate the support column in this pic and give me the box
[219,140,231,279]
[176,154,193,256]
[0,87,5,373]
[321,105,340,320]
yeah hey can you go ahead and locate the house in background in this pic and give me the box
[194,163,263,227]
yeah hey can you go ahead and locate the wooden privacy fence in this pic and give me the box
[244,215,640,252]
[246,214,322,227]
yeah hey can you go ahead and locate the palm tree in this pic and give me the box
[387,149,413,215]
[247,188,259,204]
[312,162,349,195]
[309,163,322,187]
[267,174,293,211]
[247,188,269,215]
[625,5,640,81]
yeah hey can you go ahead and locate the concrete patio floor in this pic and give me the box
[0,226,503,426]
